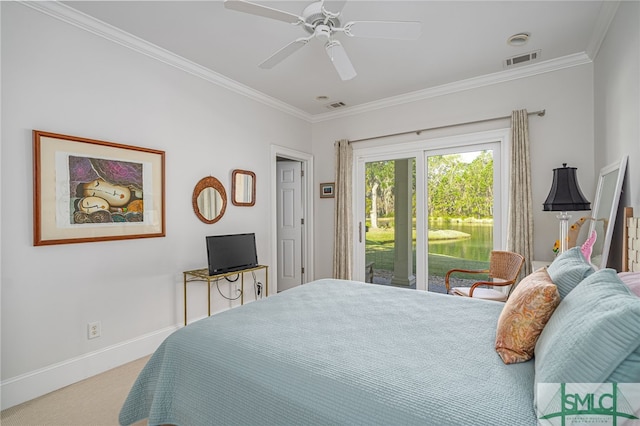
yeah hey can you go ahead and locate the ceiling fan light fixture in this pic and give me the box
[314,24,332,41]
[507,32,530,46]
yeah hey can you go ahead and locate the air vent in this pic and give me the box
[325,101,347,109]
[504,50,541,69]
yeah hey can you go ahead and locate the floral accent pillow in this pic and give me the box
[495,268,560,364]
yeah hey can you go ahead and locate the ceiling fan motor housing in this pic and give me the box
[302,1,341,34]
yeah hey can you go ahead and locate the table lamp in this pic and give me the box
[543,163,590,253]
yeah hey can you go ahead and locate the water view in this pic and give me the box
[365,222,494,293]
[428,222,493,260]
[427,222,493,293]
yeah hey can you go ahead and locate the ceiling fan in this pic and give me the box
[223,0,421,80]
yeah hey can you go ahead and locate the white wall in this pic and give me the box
[593,1,640,269]
[2,0,638,412]
[311,65,595,277]
[1,3,311,408]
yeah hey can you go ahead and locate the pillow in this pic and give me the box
[618,272,640,297]
[534,268,640,406]
[547,246,595,299]
[495,268,560,364]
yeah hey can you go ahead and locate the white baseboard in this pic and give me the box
[0,324,180,411]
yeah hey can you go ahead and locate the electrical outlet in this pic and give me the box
[88,321,101,339]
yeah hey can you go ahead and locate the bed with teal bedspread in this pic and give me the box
[119,279,537,425]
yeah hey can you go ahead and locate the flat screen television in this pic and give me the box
[206,233,258,276]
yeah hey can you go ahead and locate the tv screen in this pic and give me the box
[206,233,258,276]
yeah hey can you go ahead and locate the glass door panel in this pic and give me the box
[426,150,494,293]
[364,158,416,287]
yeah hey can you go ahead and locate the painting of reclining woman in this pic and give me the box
[70,156,144,224]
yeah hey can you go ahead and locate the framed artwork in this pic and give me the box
[320,182,335,198]
[33,130,165,246]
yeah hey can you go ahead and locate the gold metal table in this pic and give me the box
[183,265,268,325]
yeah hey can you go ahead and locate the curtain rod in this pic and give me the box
[349,109,546,143]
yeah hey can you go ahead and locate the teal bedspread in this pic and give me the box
[120,279,536,425]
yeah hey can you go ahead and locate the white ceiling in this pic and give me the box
[58,0,610,119]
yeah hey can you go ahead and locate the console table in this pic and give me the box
[183,265,268,325]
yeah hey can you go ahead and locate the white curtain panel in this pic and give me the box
[508,109,534,276]
[333,139,353,279]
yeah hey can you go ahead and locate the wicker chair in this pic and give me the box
[444,250,525,302]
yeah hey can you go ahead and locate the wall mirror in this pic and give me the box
[587,155,628,269]
[192,176,227,224]
[232,169,256,207]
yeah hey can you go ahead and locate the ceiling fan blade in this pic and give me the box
[259,38,310,69]
[343,21,421,40]
[321,0,347,16]
[224,0,302,24]
[325,40,356,81]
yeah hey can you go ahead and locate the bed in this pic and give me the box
[120,210,640,426]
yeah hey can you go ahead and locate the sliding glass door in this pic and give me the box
[353,130,507,291]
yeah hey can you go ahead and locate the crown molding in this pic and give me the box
[20,1,314,122]
[586,0,620,60]
[310,52,593,123]
[21,1,597,125]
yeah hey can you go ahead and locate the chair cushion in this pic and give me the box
[546,246,595,299]
[534,268,640,407]
[495,268,560,364]
[451,287,508,301]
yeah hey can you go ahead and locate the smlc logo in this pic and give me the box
[538,383,640,425]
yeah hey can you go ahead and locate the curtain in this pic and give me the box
[508,109,534,275]
[333,139,353,279]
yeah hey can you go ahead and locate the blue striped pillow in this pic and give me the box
[547,246,595,299]
[534,268,640,398]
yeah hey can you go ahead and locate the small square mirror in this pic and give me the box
[232,169,256,207]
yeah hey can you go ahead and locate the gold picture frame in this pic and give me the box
[33,130,165,246]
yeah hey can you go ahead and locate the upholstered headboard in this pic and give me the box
[623,207,639,272]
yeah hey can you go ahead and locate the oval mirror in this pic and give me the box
[232,169,256,207]
[192,176,227,224]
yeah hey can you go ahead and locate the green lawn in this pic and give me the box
[365,227,488,279]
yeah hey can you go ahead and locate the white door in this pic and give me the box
[277,161,303,291]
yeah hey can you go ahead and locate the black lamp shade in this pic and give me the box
[543,164,590,211]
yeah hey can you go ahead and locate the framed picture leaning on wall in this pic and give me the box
[33,130,165,246]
